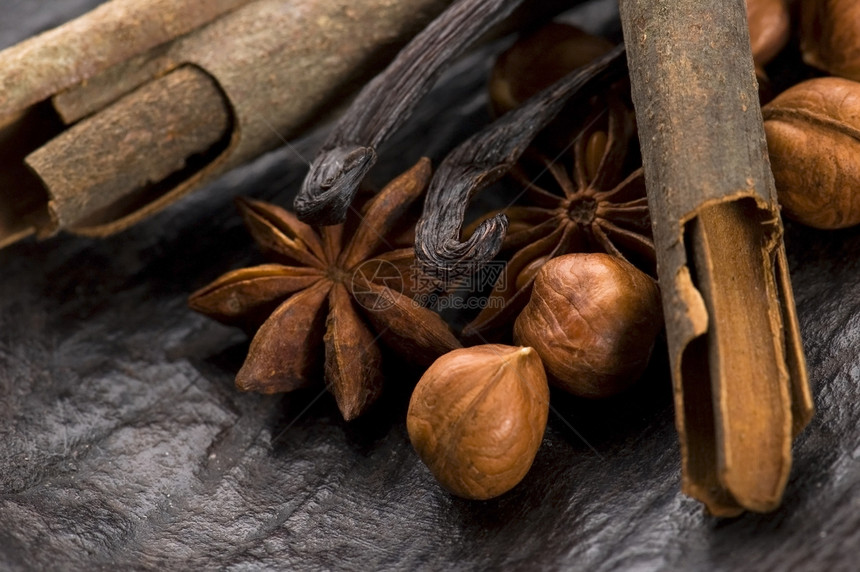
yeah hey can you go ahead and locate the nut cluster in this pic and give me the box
[757,0,860,229]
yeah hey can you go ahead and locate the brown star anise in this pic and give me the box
[189,158,461,420]
[462,91,655,344]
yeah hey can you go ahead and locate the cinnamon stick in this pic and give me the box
[0,0,253,123]
[52,44,174,125]
[0,0,454,247]
[26,67,231,232]
[618,1,813,515]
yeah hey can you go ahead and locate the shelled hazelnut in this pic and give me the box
[763,76,860,229]
[513,253,662,399]
[407,345,549,500]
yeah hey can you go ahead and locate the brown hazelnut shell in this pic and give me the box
[747,0,790,70]
[407,345,549,500]
[763,77,860,229]
[513,253,662,399]
[488,23,613,117]
[801,0,860,81]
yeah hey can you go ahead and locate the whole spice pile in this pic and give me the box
[187,0,860,513]
[190,23,663,500]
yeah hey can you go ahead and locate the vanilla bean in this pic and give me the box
[295,0,526,226]
[414,45,626,283]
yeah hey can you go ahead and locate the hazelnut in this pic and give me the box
[747,0,790,71]
[763,77,860,229]
[513,253,662,398]
[488,23,613,116]
[801,0,860,81]
[407,345,549,500]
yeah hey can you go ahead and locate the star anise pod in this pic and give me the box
[462,90,655,345]
[189,158,461,420]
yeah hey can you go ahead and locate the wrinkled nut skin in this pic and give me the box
[763,77,860,229]
[747,0,790,70]
[514,253,662,399]
[407,345,549,500]
[801,0,860,81]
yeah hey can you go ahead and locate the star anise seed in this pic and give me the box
[189,158,461,421]
[462,89,654,345]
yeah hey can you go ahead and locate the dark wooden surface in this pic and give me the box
[2,2,858,570]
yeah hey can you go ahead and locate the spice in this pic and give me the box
[25,66,232,232]
[0,0,253,121]
[295,0,527,226]
[189,159,461,421]
[415,45,627,287]
[801,0,860,81]
[747,0,791,72]
[0,0,455,250]
[619,0,813,515]
[488,23,614,117]
[513,253,662,399]
[407,344,549,500]
[462,85,651,343]
[763,77,860,229]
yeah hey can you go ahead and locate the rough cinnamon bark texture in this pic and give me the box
[0,0,252,123]
[618,0,813,516]
[52,43,175,125]
[0,0,453,247]
[26,67,231,232]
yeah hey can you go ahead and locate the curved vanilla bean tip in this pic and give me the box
[415,211,510,283]
[294,146,377,225]
[415,45,627,282]
[294,0,526,225]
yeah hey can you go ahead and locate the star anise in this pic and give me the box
[189,158,461,420]
[462,91,655,344]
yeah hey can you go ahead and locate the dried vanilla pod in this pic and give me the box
[407,345,549,500]
[295,0,527,226]
[513,253,662,399]
[763,76,860,229]
[189,159,461,421]
[801,0,860,81]
[415,45,627,286]
[462,86,652,342]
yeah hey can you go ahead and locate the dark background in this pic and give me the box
[2,1,858,570]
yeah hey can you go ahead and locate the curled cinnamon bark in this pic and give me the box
[619,0,813,516]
